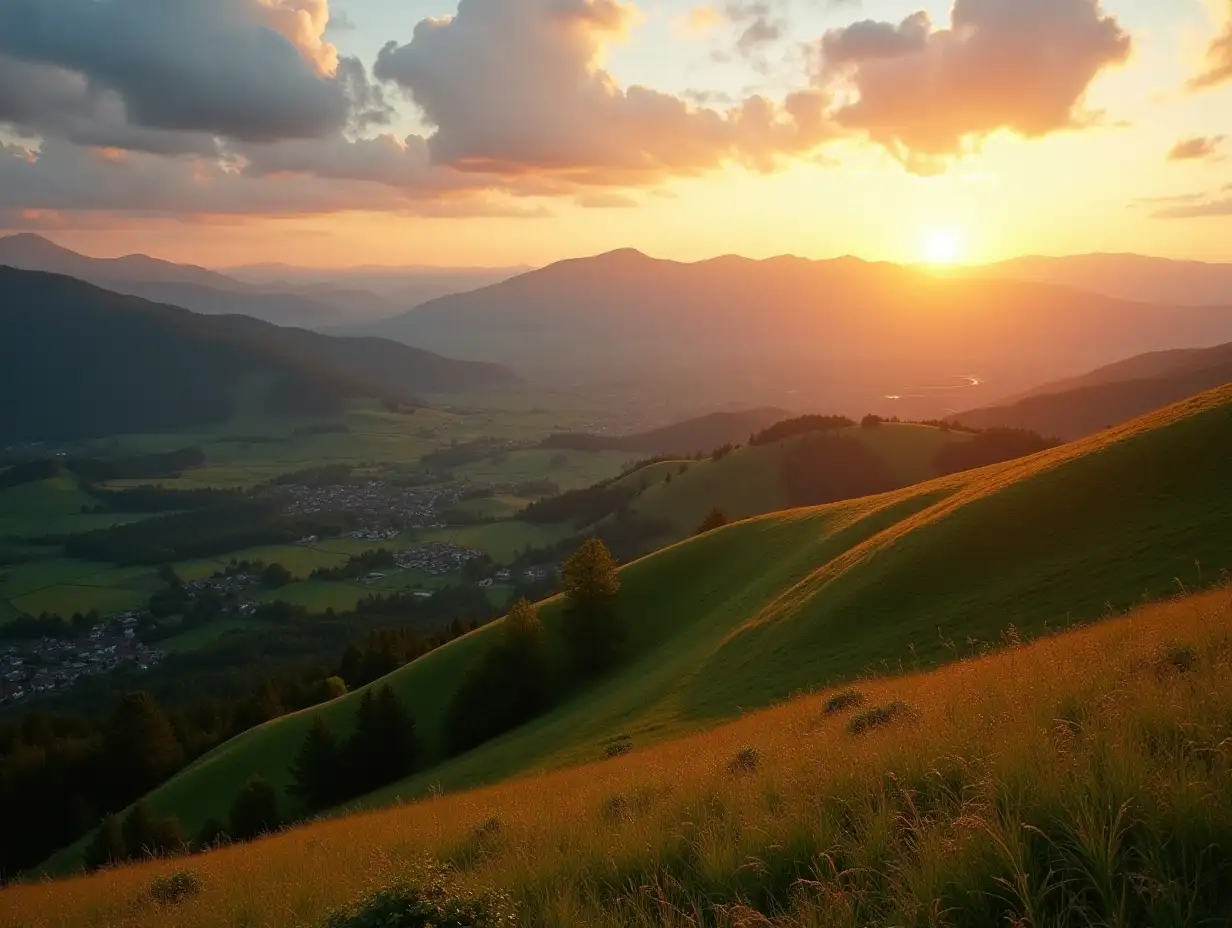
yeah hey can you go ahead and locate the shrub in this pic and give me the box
[229,775,280,842]
[1158,644,1199,675]
[447,818,505,871]
[194,818,229,851]
[149,869,203,906]
[695,508,728,536]
[848,701,909,735]
[824,689,866,715]
[601,793,632,823]
[728,747,761,774]
[325,877,519,928]
[604,738,633,759]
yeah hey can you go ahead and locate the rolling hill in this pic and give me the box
[362,250,1232,412]
[955,341,1232,438]
[618,421,973,540]
[0,268,516,442]
[48,384,1232,872]
[540,407,791,455]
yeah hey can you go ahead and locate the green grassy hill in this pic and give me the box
[41,385,1232,873]
[624,421,971,538]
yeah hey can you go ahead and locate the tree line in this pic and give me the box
[0,615,481,878]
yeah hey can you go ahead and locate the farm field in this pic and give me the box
[411,522,576,563]
[10,585,1232,927]
[47,385,1232,869]
[453,448,633,491]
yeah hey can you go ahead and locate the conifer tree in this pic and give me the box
[103,692,185,800]
[289,715,341,809]
[375,685,420,783]
[561,538,624,675]
[344,689,382,794]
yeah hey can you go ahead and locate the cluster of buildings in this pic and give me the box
[0,619,166,705]
[184,572,262,597]
[267,479,471,532]
[394,542,486,575]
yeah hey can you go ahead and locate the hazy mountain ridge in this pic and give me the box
[0,235,517,329]
[979,253,1232,306]
[363,250,1232,412]
[954,341,1232,438]
[0,268,516,442]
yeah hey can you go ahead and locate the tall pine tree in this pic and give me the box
[561,538,624,675]
[288,715,340,810]
[103,692,184,802]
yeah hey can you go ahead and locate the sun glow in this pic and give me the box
[922,227,966,266]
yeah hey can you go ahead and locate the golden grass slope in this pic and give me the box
[7,585,1232,927]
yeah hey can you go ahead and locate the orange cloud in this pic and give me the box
[1191,1,1232,89]
[685,5,722,34]
[1167,135,1225,162]
[373,0,835,186]
[817,0,1132,173]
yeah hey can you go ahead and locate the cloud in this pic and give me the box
[684,5,722,34]
[0,136,538,221]
[1152,197,1232,219]
[0,0,350,142]
[725,2,785,57]
[1131,192,1209,206]
[1191,1,1232,89]
[576,192,639,208]
[816,0,1132,172]
[1167,135,1225,162]
[373,0,834,185]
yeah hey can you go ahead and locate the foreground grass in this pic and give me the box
[7,586,1232,926]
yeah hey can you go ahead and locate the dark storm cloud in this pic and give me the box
[0,0,350,142]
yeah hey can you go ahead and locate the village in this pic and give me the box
[265,478,470,531]
[0,614,166,705]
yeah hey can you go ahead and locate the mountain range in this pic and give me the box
[0,235,519,329]
[0,268,515,443]
[979,253,1232,306]
[362,249,1232,415]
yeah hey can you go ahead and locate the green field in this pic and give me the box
[0,474,145,539]
[454,448,632,491]
[1,558,159,620]
[453,494,533,520]
[624,421,971,538]
[52,385,1232,868]
[412,522,575,563]
[79,393,627,492]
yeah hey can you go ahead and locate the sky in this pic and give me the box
[0,0,1230,268]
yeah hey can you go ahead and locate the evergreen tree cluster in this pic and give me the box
[443,539,627,756]
[290,686,422,811]
[445,600,550,754]
[84,801,185,871]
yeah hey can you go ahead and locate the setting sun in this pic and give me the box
[922,228,966,266]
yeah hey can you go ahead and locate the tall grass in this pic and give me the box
[5,587,1232,927]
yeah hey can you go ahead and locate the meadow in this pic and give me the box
[44,386,1232,870]
[6,585,1231,927]
[624,422,972,539]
